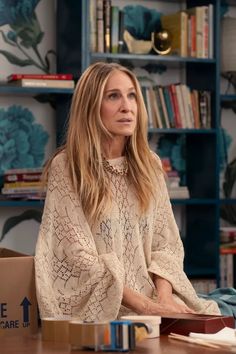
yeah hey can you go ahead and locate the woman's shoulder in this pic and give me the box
[49,150,68,175]
[150,151,163,170]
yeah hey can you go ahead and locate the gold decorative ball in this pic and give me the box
[151,30,172,55]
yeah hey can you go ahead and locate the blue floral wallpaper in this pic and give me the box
[0,105,49,174]
[0,0,55,73]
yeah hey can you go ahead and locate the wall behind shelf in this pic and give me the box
[0,0,57,255]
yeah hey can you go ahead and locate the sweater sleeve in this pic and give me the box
[35,153,124,321]
[147,155,220,315]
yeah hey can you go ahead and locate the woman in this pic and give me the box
[35,62,220,320]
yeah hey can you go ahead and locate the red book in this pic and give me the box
[4,173,42,183]
[7,73,73,81]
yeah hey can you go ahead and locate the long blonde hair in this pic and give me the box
[46,62,161,223]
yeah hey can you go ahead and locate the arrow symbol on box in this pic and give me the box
[20,297,31,323]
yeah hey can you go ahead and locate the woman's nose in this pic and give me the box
[120,96,130,111]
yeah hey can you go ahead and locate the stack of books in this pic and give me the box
[1,167,45,200]
[161,157,190,199]
[7,73,75,89]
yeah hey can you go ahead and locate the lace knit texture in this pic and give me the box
[35,152,220,320]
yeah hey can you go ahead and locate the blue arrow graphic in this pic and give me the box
[20,297,31,323]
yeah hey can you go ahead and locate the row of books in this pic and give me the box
[90,1,213,58]
[4,73,75,89]
[90,0,125,54]
[141,83,211,130]
[220,227,236,288]
[161,5,214,58]
[1,167,45,200]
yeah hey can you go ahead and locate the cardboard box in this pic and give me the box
[0,248,38,336]
[160,313,234,335]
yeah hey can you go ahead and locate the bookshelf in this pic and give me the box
[61,0,222,288]
[1,0,233,289]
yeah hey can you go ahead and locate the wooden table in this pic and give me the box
[0,334,235,354]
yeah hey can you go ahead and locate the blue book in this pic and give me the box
[163,86,175,128]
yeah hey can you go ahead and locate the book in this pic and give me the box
[186,6,208,58]
[104,0,111,53]
[3,168,42,183]
[158,87,170,128]
[175,84,186,128]
[111,6,120,54]
[160,313,234,336]
[4,167,43,174]
[169,84,182,128]
[4,172,42,183]
[1,186,45,194]
[96,0,104,53]
[89,0,97,52]
[161,11,188,57]
[118,10,125,53]
[163,86,175,128]
[7,73,73,81]
[168,186,190,199]
[9,78,75,88]
[3,181,43,189]
[208,4,214,59]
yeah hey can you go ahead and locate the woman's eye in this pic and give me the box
[128,92,137,99]
[108,92,120,100]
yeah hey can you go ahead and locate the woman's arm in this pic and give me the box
[153,275,195,313]
[122,284,194,315]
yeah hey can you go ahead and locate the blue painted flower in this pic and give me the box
[0,105,49,174]
[0,0,40,26]
[0,0,54,73]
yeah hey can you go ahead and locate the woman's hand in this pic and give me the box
[122,286,195,315]
[153,275,196,314]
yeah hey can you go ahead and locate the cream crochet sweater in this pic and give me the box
[35,152,220,320]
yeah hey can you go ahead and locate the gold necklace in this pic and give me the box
[103,158,128,176]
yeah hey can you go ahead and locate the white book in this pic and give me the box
[9,78,75,88]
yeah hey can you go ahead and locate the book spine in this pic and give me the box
[89,0,97,52]
[158,87,170,128]
[96,0,104,53]
[111,6,119,54]
[3,181,42,188]
[4,172,42,183]
[180,11,188,57]
[8,73,73,81]
[104,0,111,53]
[118,10,125,53]
[19,79,75,88]
[2,186,44,194]
[169,85,182,128]
[175,84,186,128]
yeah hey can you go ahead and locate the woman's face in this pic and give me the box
[100,70,138,138]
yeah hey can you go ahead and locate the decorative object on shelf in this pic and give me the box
[124,5,162,41]
[0,0,56,73]
[0,105,49,175]
[123,30,152,55]
[151,30,172,55]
